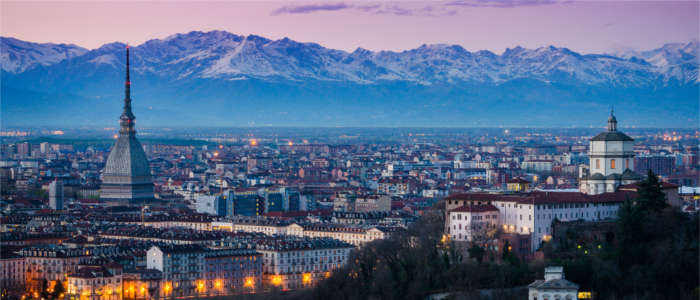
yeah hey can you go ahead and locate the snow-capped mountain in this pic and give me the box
[1,31,697,127]
[1,37,88,73]
[612,41,699,83]
[2,31,697,85]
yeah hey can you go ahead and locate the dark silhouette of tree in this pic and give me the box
[51,281,65,299]
[468,245,484,263]
[40,279,50,299]
[636,170,668,212]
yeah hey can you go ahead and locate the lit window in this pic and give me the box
[610,159,616,169]
[596,159,600,169]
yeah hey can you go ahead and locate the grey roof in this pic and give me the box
[605,173,621,180]
[621,169,643,180]
[591,131,633,141]
[529,279,579,290]
[589,173,605,180]
[103,135,152,178]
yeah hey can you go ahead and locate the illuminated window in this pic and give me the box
[610,159,616,169]
[625,159,629,169]
[595,159,600,169]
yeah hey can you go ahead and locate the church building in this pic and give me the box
[578,111,642,195]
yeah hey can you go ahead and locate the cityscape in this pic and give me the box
[1,1,698,300]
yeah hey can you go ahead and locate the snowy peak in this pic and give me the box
[0,37,88,73]
[612,41,699,83]
[1,31,698,85]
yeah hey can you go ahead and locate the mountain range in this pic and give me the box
[1,31,697,128]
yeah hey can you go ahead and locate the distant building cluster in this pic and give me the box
[444,112,689,260]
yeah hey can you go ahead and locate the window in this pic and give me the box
[596,159,600,169]
[610,159,616,169]
[625,159,629,169]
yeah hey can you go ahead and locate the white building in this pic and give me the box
[445,191,630,252]
[195,194,225,216]
[256,238,354,290]
[528,266,579,300]
[146,244,206,298]
[522,160,554,173]
[49,179,64,210]
[579,111,641,195]
[448,204,500,242]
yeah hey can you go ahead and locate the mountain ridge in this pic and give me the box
[1,31,697,127]
[2,31,697,85]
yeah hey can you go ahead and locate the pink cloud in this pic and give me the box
[272,3,351,15]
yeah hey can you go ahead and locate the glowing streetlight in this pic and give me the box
[271,275,282,286]
[244,277,255,288]
[302,273,312,285]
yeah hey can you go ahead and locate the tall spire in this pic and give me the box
[120,44,135,135]
[607,107,617,132]
[125,44,131,101]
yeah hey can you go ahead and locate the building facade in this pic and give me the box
[579,111,641,195]
[448,204,500,242]
[528,266,579,300]
[256,238,353,291]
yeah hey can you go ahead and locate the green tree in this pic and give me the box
[635,170,667,212]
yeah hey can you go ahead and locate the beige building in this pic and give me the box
[66,266,122,300]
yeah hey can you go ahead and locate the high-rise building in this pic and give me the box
[16,142,30,158]
[49,179,64,210]
[100,45,154,204]
[579,110,641,195]
[635,154,676,176]
[39,142,50,154]
[195,194,228,216]
[228,188,264,216]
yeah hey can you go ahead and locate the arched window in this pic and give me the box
[610,159,616,169]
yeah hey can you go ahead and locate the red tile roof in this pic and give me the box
[446,191,635,205]
[619,182,678,191]
[449,204,499,213]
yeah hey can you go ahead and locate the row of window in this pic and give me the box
[594,158,630,170]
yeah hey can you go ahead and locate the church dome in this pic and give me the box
[591,109,633,141]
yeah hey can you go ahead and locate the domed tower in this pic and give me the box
[579,109,641,195]
[100,45,154,204]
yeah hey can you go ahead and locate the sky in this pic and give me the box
[1,1,698,54]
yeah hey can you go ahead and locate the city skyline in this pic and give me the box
[1,2,698,300]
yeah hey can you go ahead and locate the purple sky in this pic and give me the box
[1,1,697,53]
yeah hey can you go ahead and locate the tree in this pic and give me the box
[467,245,485,263]
[51,281,65,299]
[40,279,50,299]
[635,170,667,212]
